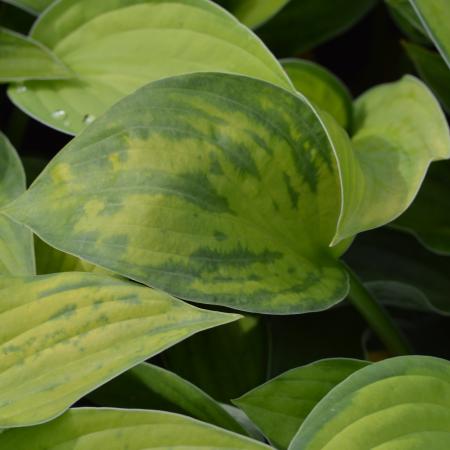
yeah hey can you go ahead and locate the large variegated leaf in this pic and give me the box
[0,272,238,427]
[0,27,71,82]
[4,73,349,314]
[164,315,267,401]
[410,0,450,68]
[7,0,292,134]
[257,0,377,56]
[282,58,352,129]
[0,408,270,449]
[289,356,450,449]
[215,0,289,28]
[2,0,53,15]
[89,362,246,434]
[333,75,450,243]
[404,42,450,114]
[234,359,369,449]
[0,132,34,276]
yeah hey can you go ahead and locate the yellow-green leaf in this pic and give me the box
[0,272,238,427]
[0,408,270,449]
[289,356,450,450]
[8,0,292,134]
[4,73,349,314]
[410,0,450,68]
[0,132,34,276]
[234,359,369,449]
[0,27,71,82]
[281,58,353,129]
[333,75,450,244]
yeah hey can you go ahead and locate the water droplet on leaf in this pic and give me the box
[52,110,67,120]
[83,114,95,125]
[16,85,27,93]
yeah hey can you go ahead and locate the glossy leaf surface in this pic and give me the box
[282,58,352,129]
[410,0,450,68]
[0,132,34,276]
[215,0,289,28]
[334,75,450,243]
[89,362,245,434]
[5,73,348,314]
[8,0,292,134]
[0,272,238,427]
[0,408,270,449]
[289,356,450,449]
[234,359,368,449]
[0,27,70,82]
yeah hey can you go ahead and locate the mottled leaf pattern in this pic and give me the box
[0,132,34,276]
[234,359,368,449]
[289,356,450,449]
[0,27,71,82]
[0,408,270,449]
[0,272,238,427]
[8,0,292,134]
[5,73,348,314]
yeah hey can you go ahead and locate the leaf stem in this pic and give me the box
[346,267,412,356]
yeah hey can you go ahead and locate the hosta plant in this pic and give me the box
[0,0,449,448]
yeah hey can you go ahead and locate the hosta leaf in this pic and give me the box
[345,228,450,315]
[89,362,245,434]
[333,75,450,244]
[2,0,53,15]
[281,58,352,129]
[0,272,238,427]
[215,0,289,28]
[410,0,450,68]
[164,315,268,401]
[0,408,270,449]
[404,42,450,114]
[289,356,450,449]
[234,359,369,449]
[0,132,34,276]
[0,27,71,82]
[257,0,377,56]
[8,0,292,134]
[4,72,348,314]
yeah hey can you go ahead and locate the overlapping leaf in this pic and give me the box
[0,27,71,81]
[2,0,53,15]
[4,73,349,314]
[333,75,450,243]
[289,356,450,449]
[282,58,352,129]
[0,132,34,276]
[215,0,289,28]
[89,362,245,434]
[234,359,368,449]
[257,0,377,56]
[8,0,292,134]
[0,272,238,427]
[0,408,270,449]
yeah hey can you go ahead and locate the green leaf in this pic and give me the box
[89,362,245,434]
[410,0,450,68]
[164,315,268,402]
[0,272,238,427]
[404,42,450,114]
[281,58,353,129]
[394,160,450,254]
[234,359,369,449]
[2,0,53,15]
[333,75,450,244]
[0,408,270,449]
[289,355,450,449]
[0,132,34,276]
[0,27,71,82]
[4,72,348,314]
[215,0,289,29]
[8,0,292,134]
[345,228,450,315]
[257,0,377,56]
